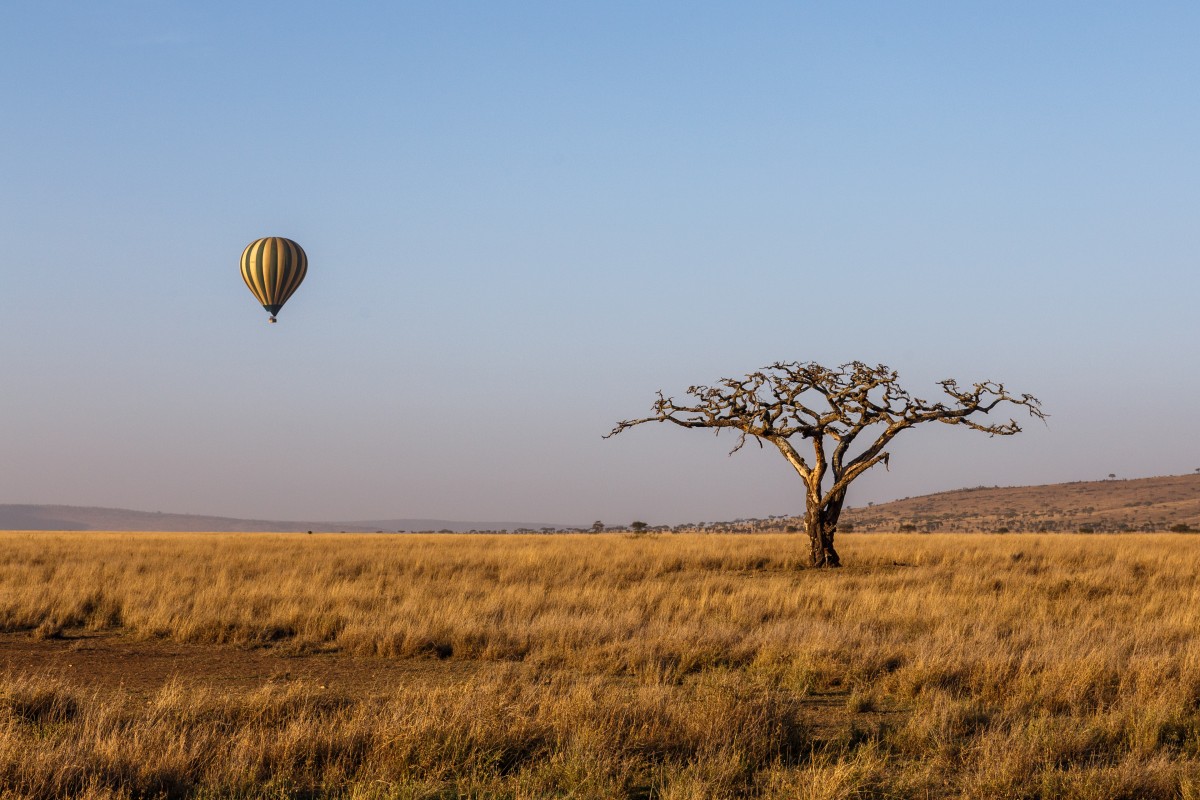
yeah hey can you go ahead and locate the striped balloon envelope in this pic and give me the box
[240,237,308,323]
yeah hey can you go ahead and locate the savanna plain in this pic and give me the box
[2,531,1199,799]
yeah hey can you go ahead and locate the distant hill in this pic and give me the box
[838,473,1200,533]
[0,505,571,533]
[4,474,1197,534]
[627,474,1200,534]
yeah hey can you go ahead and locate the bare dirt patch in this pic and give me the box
[0,629,478,697]
[0,629,901,757]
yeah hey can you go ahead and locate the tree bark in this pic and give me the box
[804,505,841,568]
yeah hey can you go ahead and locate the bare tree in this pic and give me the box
[607,361,1045,567]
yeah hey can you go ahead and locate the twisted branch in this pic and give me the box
[607,361,1046,508]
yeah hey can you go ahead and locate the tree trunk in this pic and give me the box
[804,505,841,568]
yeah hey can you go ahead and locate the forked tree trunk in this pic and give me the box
[805,504,842,568]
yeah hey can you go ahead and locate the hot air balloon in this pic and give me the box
[240,237,307,323]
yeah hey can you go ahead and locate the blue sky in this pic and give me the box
[2,2,1197,525]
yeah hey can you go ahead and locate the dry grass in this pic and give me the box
[2,531,1200,798]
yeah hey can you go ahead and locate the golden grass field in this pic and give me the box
[2,531,1200,799]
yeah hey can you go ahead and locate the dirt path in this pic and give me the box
[1,629,907,753]
[0,630,477,696]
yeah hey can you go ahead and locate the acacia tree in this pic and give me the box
[607,361,1045,567]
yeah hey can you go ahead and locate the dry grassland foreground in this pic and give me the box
[1,532,1200,799]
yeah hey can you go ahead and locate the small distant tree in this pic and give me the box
[608,361,1044,567]
[630,521,648,532]
[591,520,605,534]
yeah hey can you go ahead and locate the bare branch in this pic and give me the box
[608,360,1045,567]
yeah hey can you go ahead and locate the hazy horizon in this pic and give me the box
[3,3,1197,527]
[5,471,1197,532]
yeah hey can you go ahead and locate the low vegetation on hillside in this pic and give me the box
[841,473,1200,534]
[1,531,1199,798]
[632,474,1200,536]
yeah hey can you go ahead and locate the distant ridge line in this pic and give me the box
[2,474,1196,533]
[0,504,571,533]
[837,473,1200,534]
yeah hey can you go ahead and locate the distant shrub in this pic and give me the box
[1169,523,1194,533]
[996,527,1010,534]
[1078,526,1095,534]
[899,524,918,533]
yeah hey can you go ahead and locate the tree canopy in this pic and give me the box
[609,361,1046,566]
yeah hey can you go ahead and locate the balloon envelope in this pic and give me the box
[240,237,307,321]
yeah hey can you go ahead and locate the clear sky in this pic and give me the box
[2,2,1197,526]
